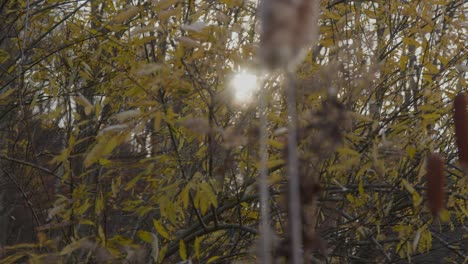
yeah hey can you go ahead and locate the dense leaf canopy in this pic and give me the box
[0,0,466,263]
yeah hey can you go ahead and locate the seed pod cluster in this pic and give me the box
[424,93,468,217]
[426,153,445,216]
[454,93,468,168]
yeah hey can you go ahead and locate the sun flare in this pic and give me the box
[229,71,259,105]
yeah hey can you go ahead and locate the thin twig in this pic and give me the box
[21,0,30,65]
[0,154,63,182]
[1,168,40,226]
[430,230,467,259]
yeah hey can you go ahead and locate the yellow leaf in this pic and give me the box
[207,256,220,263]
[402,37,421,47]
[138,230,153,243]
[412,191,422,207]
[421,113,439,121]
[337,147,360,157]
[74,93,93,110]
[75,199,91,215]
[37,232,47,247]
[199,182,217,214]
[60,238,89,255]
[85,132,129,167]
[95,192,104,215]
[358,178,364,196]
[439,209,450,222]
[412,229,421,252]
[0,48,10,64]
[79,219,95,226]
[98,158,111,166]
[98,225,106,243]
[153,0,179,10]
[320,38,335,47]
[112,176,121,198]
[399,55,408,71]
[153,219,170,239]
[324,10,342,20]
[181,184,191,209]
[0,253,27,264]
[194,236,202,260]
[158,245,168,263]
[406,146,416,159]
[268,139,284,149]
[401,179,415,193]
[266,159,285,170]
[108,235,133,245]
[151,233,159,262]
[112,6,142,23]
[179,240,187,260]
[154,111,162,131]
[218,0,243,7]
[124,175,141,191]
[112,109,141,122]
[247,211,258,219]
[0,88,15,102]
[159,7,179,20]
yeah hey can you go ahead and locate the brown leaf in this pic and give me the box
[426,153,445,216]
[454,93,468,167]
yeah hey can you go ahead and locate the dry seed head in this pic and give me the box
[426,153,445,216]
[454,93,468,168]
[258,0,320,70]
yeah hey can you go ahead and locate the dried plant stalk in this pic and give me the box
[454,93,468,168]
[286,72,302,264]
[258,0,320,70]
[258,84,272,263]
[426,153,445,216]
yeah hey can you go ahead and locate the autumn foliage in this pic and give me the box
[0,0,466,263]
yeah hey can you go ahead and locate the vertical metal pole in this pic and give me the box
[286,72,302,264]
[259,84,272,263]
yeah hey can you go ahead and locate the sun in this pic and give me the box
[229,71,259,105]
